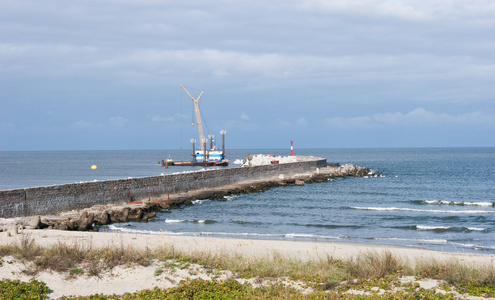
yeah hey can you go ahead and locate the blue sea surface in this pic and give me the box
[1,148,494,254]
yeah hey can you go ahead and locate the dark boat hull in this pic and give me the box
[168,161,229,167]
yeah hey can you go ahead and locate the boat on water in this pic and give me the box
[162,85,229,167]
[167,143,228,167]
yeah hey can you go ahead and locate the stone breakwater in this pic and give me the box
[1,158,370,233]
[0,155,326,219]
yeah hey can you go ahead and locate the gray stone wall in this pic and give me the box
[0,157,326,218]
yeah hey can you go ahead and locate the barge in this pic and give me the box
[162,85,229,167]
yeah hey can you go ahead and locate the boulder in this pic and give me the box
[108,208,130,223]
[128,209,143,221]
[55,222,68,231]
[77,213,94,231]
[67,220,76,230]
[121,208,130,222]
[79,211,88,221]
[28,216,42,229]
[142,212,156,222]
[95,211,110,225]
[108,210,119,223]
[159,201,170,209]
[9,225,18,236]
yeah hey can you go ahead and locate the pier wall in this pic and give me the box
[0,157,326,218]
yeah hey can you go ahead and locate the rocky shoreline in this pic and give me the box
[1,163,370,234]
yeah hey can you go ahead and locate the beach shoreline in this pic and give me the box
[3,229,493,265]
[1,229,494,298]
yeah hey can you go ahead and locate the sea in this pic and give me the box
[1,148,494,255]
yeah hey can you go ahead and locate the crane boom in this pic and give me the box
[180,84,205,151]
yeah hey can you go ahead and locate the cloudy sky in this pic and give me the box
[1,0,494,151]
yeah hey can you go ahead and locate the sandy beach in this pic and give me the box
[3,229,494,265]
[1,229,494,298]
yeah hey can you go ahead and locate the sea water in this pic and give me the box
[1,148,494,254]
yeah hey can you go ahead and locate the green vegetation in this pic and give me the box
[0,278,50,300]
[1,235,494,299]
[0,234,151,276]
[3,276,488,299]
[69,267,84,276]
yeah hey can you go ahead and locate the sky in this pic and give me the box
[1,0,494,151]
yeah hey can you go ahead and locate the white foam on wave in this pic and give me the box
[108,225,204,236]
[374,237,448,244]
[416,225,487,231]
[198,220,206,223]
[463,201,494,207]
[467,227,487,231]
[105,225,345,241]
[424,200,494,207]
[107,224,162,235]
[451,242,495,251]
[98,226,495,252]
[425,200,439,204]
[198,231,281,238]
[285,233,341,240]
[352,206,495,214]
[165,219,185,223]
[417,225,450,230]
[192,200,205,205]
[223,195,238,201]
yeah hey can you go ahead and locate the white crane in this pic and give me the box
[180,84,206,151]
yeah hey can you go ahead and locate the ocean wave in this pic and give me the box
[108,227,208,236]
[107,224,164,235]
[223,195,239,201]
[107,228,344,241]
[284,233,342,240]
[197,232,344,240]
[416,225,450,231]
[164,218,217,224]
[192,199,206,205]
[395,225,488,232]
[107,226,278,238]
[103,226,494,253]
[467,227,488,231]
[295,223,363,229]
[165,219,185,223]
[417,225,487,232]
[415,200,494,207]
[351,206,495,214]
[372,237,448,244]
[195,219,217,224]
[198,231,281,238]
[232,220,264,225]
[450,242,495,252]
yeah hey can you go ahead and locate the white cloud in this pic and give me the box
[297,117,308,126]
[147,114,187,123]
[324,108,494,128]
[222,119,261,131]
[73,120,97,129]
[5,42,491,94]
[299,0,495,22]
[74,117,130,129]
[1,0,494,149]
[276,119,292,127]
[137,23,173,34]
[110,116,128,127]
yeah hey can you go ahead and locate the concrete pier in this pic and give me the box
[0,156,328,218]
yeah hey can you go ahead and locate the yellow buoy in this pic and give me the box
[91,165,97,170]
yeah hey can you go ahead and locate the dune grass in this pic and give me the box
[1,234,494,298]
